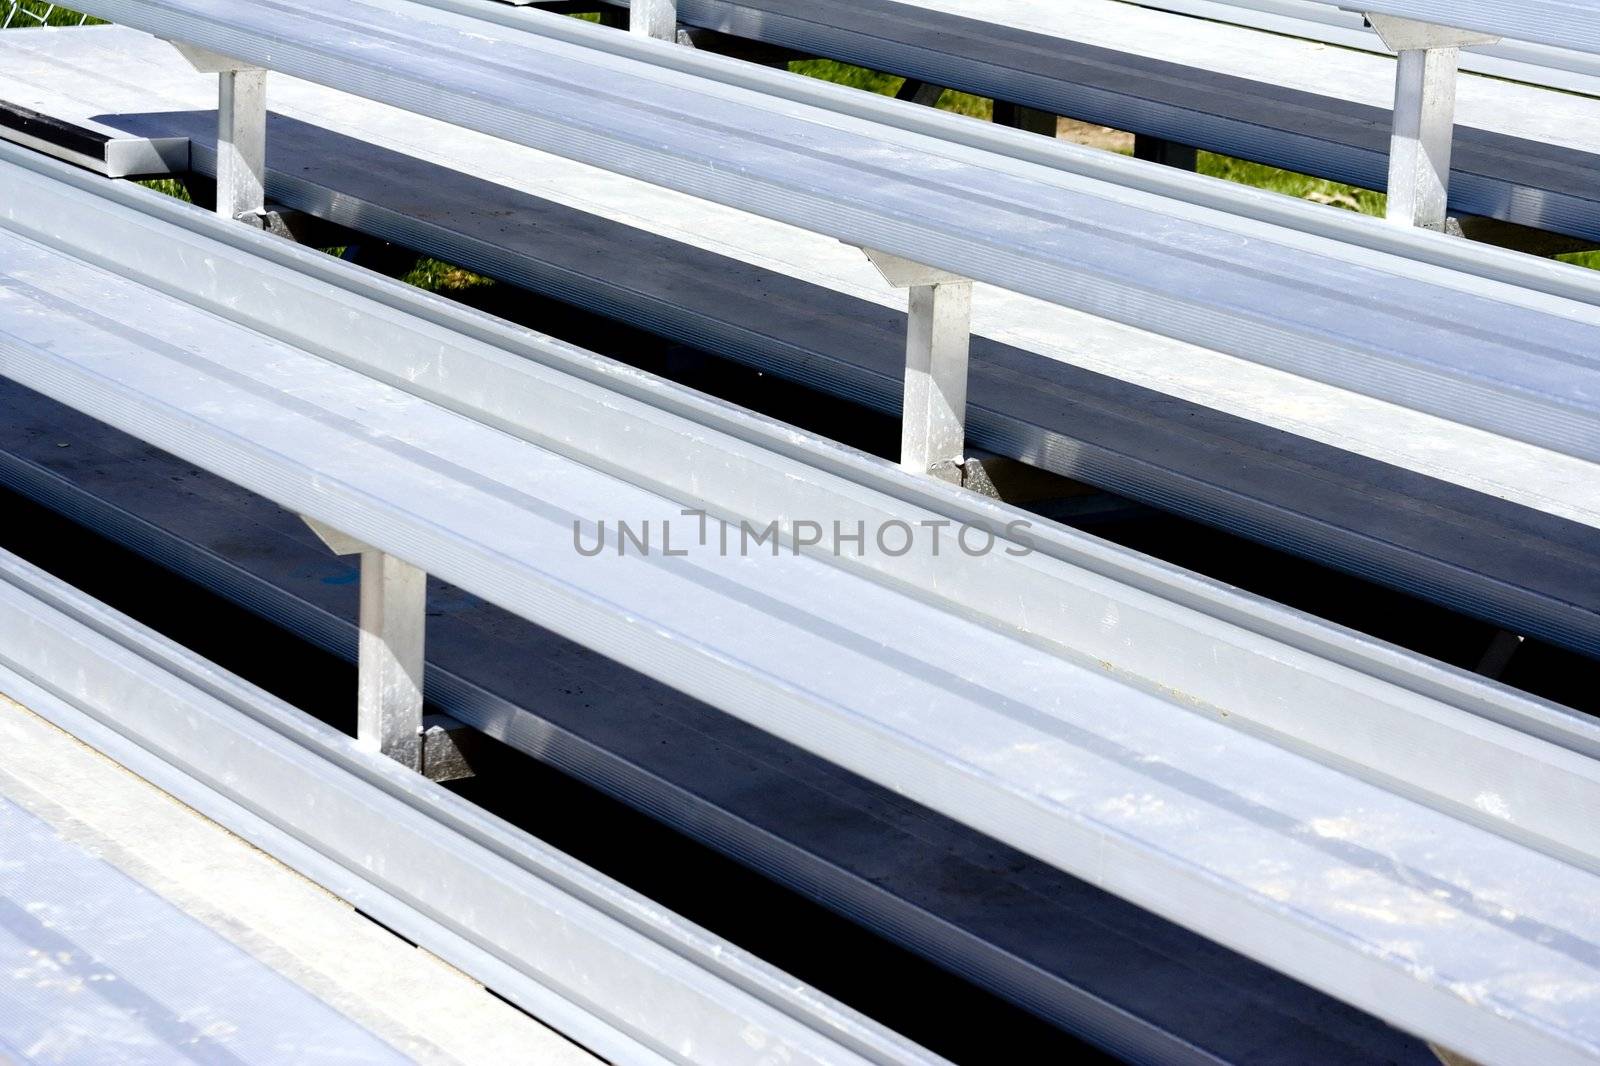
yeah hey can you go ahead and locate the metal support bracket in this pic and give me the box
[169,40,267,226]
[860,248,973,485]
[896,79,946,107]
[631,0,676,40]
[1365,14,1499,232]
[300,516,476,782]
[251,203,311,242]
[992,101,1058,137]
[1474,629,1525,680]
[1133,135,1198,171]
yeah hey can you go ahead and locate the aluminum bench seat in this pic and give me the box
[0,378,1436,1066]
[529,0,1600,243]
[3,143,1600,1063]
[0,544,931,1066]
[0,25,1594,656]
[54,0,1600,478]
[1131,0,1600,95]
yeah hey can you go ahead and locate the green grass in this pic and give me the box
[1197,153,1387,215]
[787,59,990,118]
[139,177,190,201]
[402,258,494,293]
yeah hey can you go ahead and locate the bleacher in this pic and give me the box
[0,1,1595,1063]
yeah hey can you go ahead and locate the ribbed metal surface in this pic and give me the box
[66,0,1600,468]
[422,0,1600,302]
[0,548,939,1066]
[157,116,1598,657]
[1,144,1599,1064]
[1130,0,1600,94]
[489,0,1600,239]
[0,394,1436,1066]
[1307,0,1600,57]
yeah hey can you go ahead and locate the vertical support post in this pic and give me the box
[903,281,972,483]
[167,41,268,225]
[217,67,267,224]
[357,549,427,771]
[1385,46,1459,230]
[298,518,427,772]
[1364,15,1498,233]
[631,0,676,40]
[896,79,946,107]
[1133,135,1198,171]
[860,249,973,484]
[992,101,1058,138]
[1474,630,1525,680]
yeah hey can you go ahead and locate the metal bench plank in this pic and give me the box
[62,0,1600,470]
[1,154,1598,1063]
[526,0,1600,240]
[0,378,1434,1065]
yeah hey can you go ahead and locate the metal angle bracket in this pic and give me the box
[1364,15,1499,52]
[255,203,312,243]
[299,515,476,782]
[166,39,267,227]
[1361,13,1501,233]
[166,39,256,73]
[860,247,973,486]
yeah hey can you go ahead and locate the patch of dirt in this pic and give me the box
[1055,117,1134,152]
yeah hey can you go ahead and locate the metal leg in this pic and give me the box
[630,0,676,40]
[1474,630,1525,680]
[896,79,946,107]
[299,517,476,781]
[1365,15,1499,233]
[357,548,427,770]
[992,101,1058,137]
[167,41,267,225]
[1133,135,1198,171]
[340,240,421,278]
[217,67,266,224]
[860,249,973,484]
[1385,46,1459,230]
[902,281,972,483]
